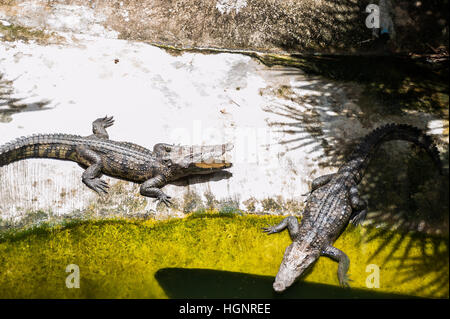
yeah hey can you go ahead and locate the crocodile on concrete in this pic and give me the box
[263,123,443,292]
[0,116,232,206]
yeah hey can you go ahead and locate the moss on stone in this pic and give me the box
[260,197,282,213]
[182,189,204,213]
[242,197,257,212]
[0,23,60,44]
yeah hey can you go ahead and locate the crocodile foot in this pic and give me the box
[350,209,367,226]
[97,115,115,128]
[86,178,109,194]
[339,273,353,288]
[262,224,279,235]
[301,191,311,202]
[154,194,172,207]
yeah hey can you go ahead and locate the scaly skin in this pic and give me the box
[263,124,442,292]
[0,116,232,205]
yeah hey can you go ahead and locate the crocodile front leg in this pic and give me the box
[90,115,115,139]
[77,146,109,194]
[349,186,368,226]
[262,216,300,240]
[140,174,172,206]
[322,246,351,287]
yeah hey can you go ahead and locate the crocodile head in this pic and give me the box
[272,242,319,293]
[163,143,233,179]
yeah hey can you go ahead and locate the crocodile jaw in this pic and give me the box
[167,143,233,177]
[194,162,232,169]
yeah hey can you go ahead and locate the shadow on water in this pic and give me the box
[363,227,449,297]
[360,147,449,297]
[155,268,415,299]
[0,73,52,123]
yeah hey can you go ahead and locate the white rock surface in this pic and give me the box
[0,36,323,220]
[0,1,118,39]
[0,34,446,224]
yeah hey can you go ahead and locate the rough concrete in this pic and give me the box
[0,0,448,54]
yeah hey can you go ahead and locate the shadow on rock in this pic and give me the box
[263,53,449,243]
[0,73,52,123]
[170,170,233,187]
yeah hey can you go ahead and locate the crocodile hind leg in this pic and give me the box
[90,115,115,139]
[322,246,351,287]
[349,186,368,226]
[140,174,172,206]
[262,216,300,240]
[77,146,109,194]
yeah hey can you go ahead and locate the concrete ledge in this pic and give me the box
[1,0,448,54]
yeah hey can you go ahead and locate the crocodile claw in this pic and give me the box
[302,191,311,202]
[91,179,109,194]
[262,224,278,235]
[154,194,172,207]
[350,209,367,226]
[101,115,115,128]
[339,274,353,288]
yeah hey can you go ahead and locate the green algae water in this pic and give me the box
[0,213,447,298]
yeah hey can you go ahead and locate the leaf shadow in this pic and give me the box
[0,73,52,123]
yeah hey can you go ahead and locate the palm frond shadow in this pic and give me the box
[359,149,449,297]
[265,0,378,53]
[263,78,355,170]
[361,225,449,297]
[0,73,52,123]
[262,58,448,297]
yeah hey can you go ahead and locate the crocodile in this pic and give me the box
[0,116,232,205]
[263,123,443,292]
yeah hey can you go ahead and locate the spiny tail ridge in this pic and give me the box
[343,123,442,175]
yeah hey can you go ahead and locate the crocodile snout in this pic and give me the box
[273,282,286,293]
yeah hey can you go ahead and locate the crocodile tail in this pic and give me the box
[341,123,443,176]
[0,134,81,167]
